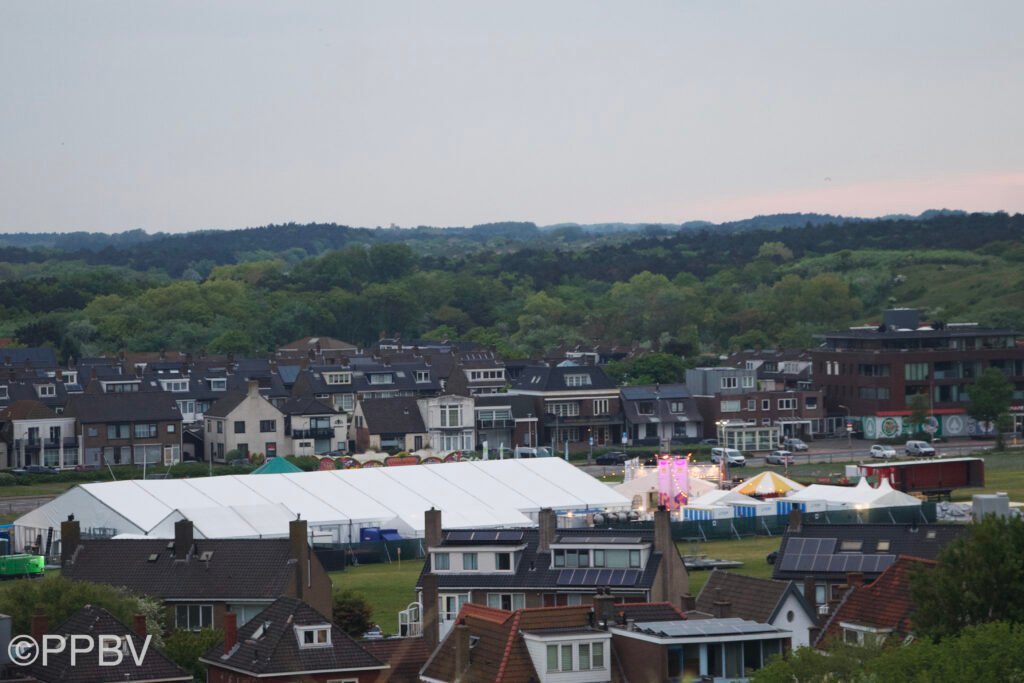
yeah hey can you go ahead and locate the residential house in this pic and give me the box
[200,597,387,683]
[276,336,361,365]
[0,400,77,469]
[283,396,348,456]
[291,356,442,417]
[692,570,818,647]
[417,394,475,454]
[14,606,192,683]
[352,397,428,453]
[473,394,537,455]
[65,392,183,467]
[449,351,508,395]
[725,348,815,391]
[416,508,689,645]
[686,366,824,448]
[205,380,287,461]
[0,369,73,414]
[508,365,622,449]
[815,556,935,648]
[620,384,703,447]
[771,511,964,610]
[811,308,1024,438]
[60,517,332,630]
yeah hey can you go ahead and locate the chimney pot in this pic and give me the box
[60,517,81,567]
[424,508,442,550]
[538,508,557,554]
[174,520,194,560]
[454,621,471,675]
[422,573,440,651]
[133,614,147,638]
[31,612,47,642]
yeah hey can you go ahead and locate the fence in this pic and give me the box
[315,538,425,571]
[601,503,938,542]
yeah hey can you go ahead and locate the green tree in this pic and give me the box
[968,368,1014,449]
[163,628,223,681]
[908,391,931,439]
[910,515,1024,640]
[332,589,373,637]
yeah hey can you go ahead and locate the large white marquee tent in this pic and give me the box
[784,477,922,510]
[13,458,629,551]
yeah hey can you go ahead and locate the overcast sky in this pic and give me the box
[1,1,1022,233]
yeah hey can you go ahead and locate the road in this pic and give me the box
[0,495,55,516]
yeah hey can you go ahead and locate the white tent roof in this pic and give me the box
[614,472,717,500]
[786,477,921,508]
[14,459,628,543]
[688,489,762,508]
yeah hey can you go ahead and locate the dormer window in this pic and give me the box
[325,372,351,385]
[415,370,430,383]
[369,373,393,385]
[296,625,331,648]
[0,385,7,400]
[637,401,654,415]
[209,379,227,391]
[669,401,686,414]
[37,384,56,398]
[160,379,189,392]
[564,374,591,387]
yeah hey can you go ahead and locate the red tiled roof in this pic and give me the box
[361,637,432,682]
[817,555,936,647]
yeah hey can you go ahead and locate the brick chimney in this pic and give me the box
[654,506,677,602]
[712,588,731,619]
[593,589,617,628]
[290,517,310,602]
[454,620,471,678]
[174,520,194,560]
[537,508,557,554]
[424,508,442,550]
[803,576,819,606]
[60,516,80,566]
[31,612,47,643]
[787,508,802,533]
[422,573,440,651]
[247,380,260,398]
[681,594,696,612]
[223,612,237,653]
[133,614,147,638]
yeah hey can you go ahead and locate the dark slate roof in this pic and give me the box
[64,392,182,423]
[0,399,55,420]
[0,347,58,367]
[360,397,425,435]
[511,365,616,392]
[817,556,935,646]
[22,604,191,683]
[418,527,662,593]
[772,522,965,582]
[620,384,702,425]
[0,378,71,411]
[360,637,432,683]
[281,396,336,416]
[473,394,538,417]
[695,570,813,624]
[62,538,301,600]
[200,597,384,676]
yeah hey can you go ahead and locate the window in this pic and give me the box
[746,399,756,411]
[669,401,685,413]
[553,549,590,568]
[161,379,189,392]
[237,443,249,456]
[877,540,891,551]
[297,626,331,648]
[339,393,354,412]
[564,374,592,387]
[593,399,609,415]
[486,593,525,610]
[546,644,575,672]
[858,364,890,377]
[636,401,654,415]
[324,372,351,385]
[721,400,740,413]
[259,419,276,433]
[0,386,7,400]
[496,552,512,570]
[37,384,56,397]
[216,420,223,434]
[551,402,580,417]
[591,641,605,669]
[133,444,161,464]
[721,376,738,389]
[210,378,227,391]
[463,553,478,570]
[369,373,394,385]
[107,423,130,440]
[579,643,591,670]
[49,426,61,442]
[762,399,770,410]
[133,423,157,439]
[266,442,277,457]
[178,399,195,415]
[805,396,818,409]
[175,604,213,631]
[742,375,755,388]
[778,398,796,410]
[234,421,246,434]
[440,404,462,427]
[415,370,430,383]
[434,553,450,571]
[859,387,890,400]
[905,363,929,381]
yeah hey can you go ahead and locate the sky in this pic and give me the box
[1,1,1022,233]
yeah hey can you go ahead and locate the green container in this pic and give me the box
[0,554,45,578]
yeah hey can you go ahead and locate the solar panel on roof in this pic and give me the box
[495,531,524,542]
[446,531,475,542]
[811,555,830,572]
[778,554,801,572]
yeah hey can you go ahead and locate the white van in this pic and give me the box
[710,447,746,467]
[514,447,552,459]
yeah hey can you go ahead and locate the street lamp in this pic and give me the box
[838,404,851,449]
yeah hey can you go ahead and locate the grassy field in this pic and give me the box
[0,482,78,498]
[330,561,425,635]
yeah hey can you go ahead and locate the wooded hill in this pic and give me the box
[2,212,1021,361]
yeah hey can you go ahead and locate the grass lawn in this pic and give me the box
[678,535,782,596]
[330,560,425,636]
[950,450,1024,501]
[0,482,78,498]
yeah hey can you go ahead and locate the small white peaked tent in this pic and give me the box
[687,489,762,508]
[785,476,921,510]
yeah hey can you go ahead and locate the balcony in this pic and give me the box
[477,419,514,430]
[290,427,335,439]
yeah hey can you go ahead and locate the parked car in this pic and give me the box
[870,444,897,460]
[700,438,719,446]
[514,447,552,459]
[361,624,384,640]
[783,438,808,451]
[595,451,629,465]
[904,440,937,457]
[710,448,746,467]
[12,465,59,475]
[765,450,793,465]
